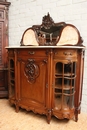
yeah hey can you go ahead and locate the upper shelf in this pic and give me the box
[20,13,83,47]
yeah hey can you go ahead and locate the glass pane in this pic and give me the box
[63,95,74,109]
[72,79,75,87]
[55,78,62,87]
[64,62,76,76]
[54,61,76,111]
[55,88,62,93]
[55,62,63,74]
[64,63,71,74]
[55,94,62,110]
[63,95,70,110]
[70,95,74,108]
[63,88,74,94]
[64,78,71,87]
[72,62,76,74]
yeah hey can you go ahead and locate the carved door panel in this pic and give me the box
[17,56,48,114]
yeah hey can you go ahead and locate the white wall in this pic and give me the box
[8,0,87,112]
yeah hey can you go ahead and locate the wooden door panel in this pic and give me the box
[17,57,48,108]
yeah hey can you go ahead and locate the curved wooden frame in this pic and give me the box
[57,24,82,46]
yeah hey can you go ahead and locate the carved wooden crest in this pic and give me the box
[41,13,54,29]
[20,13,83,46]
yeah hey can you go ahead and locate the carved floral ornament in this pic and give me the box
[24,59,39,83]
[20,13,83,46]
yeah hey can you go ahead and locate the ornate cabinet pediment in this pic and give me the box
[20,13,83,46]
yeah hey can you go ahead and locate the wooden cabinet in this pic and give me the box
[6,14,85,123]
[6,46,85,123]
[0,0,10,98]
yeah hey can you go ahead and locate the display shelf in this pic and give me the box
[55,86,74,90]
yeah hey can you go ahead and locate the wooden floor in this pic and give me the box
[0,99,87,130]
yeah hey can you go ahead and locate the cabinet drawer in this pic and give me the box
[54,49,77,58]
[17,49,47,57]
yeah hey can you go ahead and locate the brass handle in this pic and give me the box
[63,52,72,55]
[28,51,35,55]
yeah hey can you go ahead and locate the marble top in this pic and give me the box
[5,45,85,49]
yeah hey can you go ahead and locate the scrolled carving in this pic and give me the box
[41,13,54,29]
[24,59,39,83]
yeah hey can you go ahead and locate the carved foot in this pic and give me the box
[75,114,78,122]
[47,110,51,124]
[15,105,19,113]
[74,108,78,122]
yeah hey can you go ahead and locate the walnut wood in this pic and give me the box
[7,46,85,123]
[6,13,85,123]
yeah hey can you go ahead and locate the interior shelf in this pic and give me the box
[55,86,74,90]
[55,76,76,79]
[55,73,75,77]
[55,90,75,95]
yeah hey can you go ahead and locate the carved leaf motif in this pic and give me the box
[24,59,39,83]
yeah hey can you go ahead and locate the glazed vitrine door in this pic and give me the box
[52,59,77,119]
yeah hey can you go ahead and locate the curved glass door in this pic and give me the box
[54,61,76,110]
